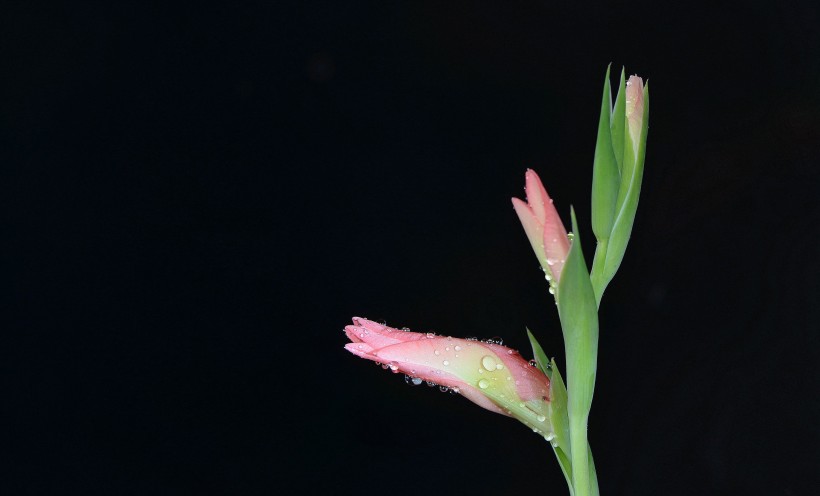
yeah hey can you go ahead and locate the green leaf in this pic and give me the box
[591,65,619,241]
[557,209,599,420]
[527,331,574,495]
[548,358,571,458]
[609,68,627,175]
[526,328,552,379]
[557,208,599,496]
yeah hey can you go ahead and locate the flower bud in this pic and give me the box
[625,75,645,162]
[344,317,553,437]
[512,169,570,286]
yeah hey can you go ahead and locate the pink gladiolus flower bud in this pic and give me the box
[625,75,645,158]
[344,317,553,437]
[511,169,570,284]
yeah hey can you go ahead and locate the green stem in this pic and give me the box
[588,444,600,496]
[569,416,590,496]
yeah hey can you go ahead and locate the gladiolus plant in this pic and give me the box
[343,66,649,496]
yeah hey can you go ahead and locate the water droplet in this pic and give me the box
[545,273,552,282]
[434,349,440,356]
[426,332,435,339]
[506,376,512,381]
[450,387,460,394]
[442,360,450,366]
[478,379,490,389]
[551,440,559,447]
[528,359,538,367]
[545,433,555,441]
[425,380,437,387]
[445,346,451,351]
[438,386,449,393]
[404,375,423,386]
[496,364,504,370]
[388,361,399,372]
[546,259,555,266]
[537,415,546,422]
[567,232,575,240]
[548,287,555,295]
[481,355,497,371]
[454,345,462,352]
[466,337,478,341]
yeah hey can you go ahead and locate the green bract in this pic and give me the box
[590,67,650,305]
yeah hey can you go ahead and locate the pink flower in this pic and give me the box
[344,317,553,436]
[625,75,645,158]
[511,169,570,284]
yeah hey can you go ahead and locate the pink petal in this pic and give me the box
[524,169,550,223]
[513,170,570,282]
[346,317,428,348]
[344,342,376,359]
[485,343,550,403]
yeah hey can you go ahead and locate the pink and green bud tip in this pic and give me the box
[344,317,554,438]
[511,169,571,288]
[625,75,645,161]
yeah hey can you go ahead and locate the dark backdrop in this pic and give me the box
[5,2,819,495]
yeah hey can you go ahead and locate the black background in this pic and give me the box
[5,2,819,495]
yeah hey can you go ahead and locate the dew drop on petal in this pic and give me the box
[537,415,546,422]
[478,379,490,389]
[434,349,441,356]
[481,355,497,372]
[454,345,462,352]
[545,433,556,441]
[442,360,450,366]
